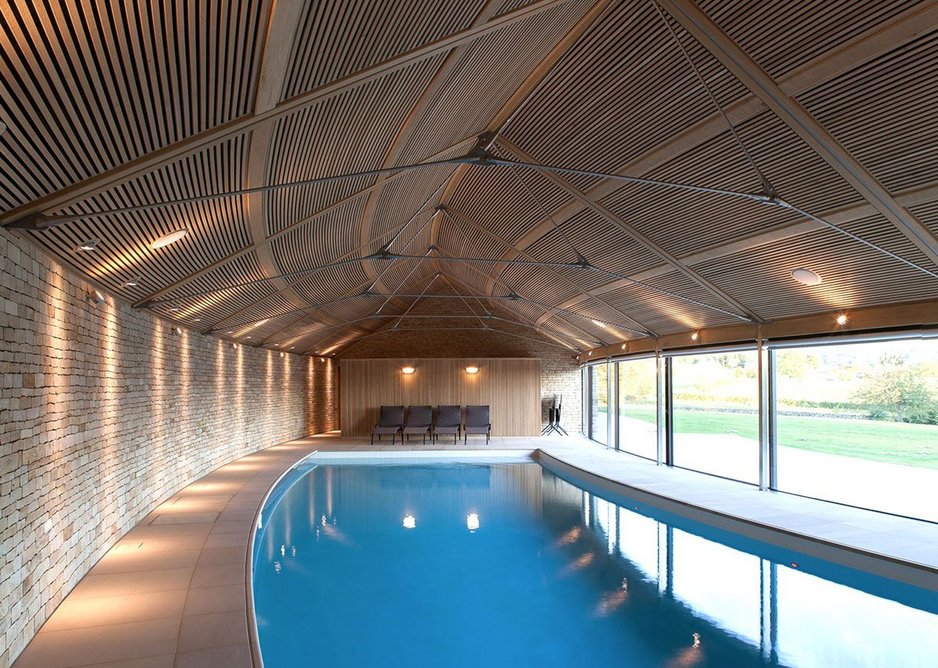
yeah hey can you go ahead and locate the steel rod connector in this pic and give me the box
[750,191,780,205]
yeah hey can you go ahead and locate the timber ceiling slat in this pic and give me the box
[4,1,938,354]
[501,0,749,188]
[29,135,253,304]
[798,28,938,195]
[701,0,920,80]
[0,0,265,213]
[694,217,938,320]
[394,0,595,166]
[283,0,486,99]
[266,57,444,236]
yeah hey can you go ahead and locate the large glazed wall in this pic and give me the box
[0,228,336,667]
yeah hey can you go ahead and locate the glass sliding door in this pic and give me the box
[774,338,938,521]
[617,357,657,459]
[671,351,759,484]
[588,363,610,445]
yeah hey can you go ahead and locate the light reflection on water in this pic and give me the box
[253,462,938,668]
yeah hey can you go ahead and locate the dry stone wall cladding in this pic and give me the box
[0,227,335,667]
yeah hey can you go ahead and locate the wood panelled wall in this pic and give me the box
[340,359,541,437]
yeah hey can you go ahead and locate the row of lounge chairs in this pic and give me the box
[372,405,492,445]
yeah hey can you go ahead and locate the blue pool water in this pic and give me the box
[252,458,938,667]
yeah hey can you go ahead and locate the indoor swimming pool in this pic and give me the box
[251,457,938,667]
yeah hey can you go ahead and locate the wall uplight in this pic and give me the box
[402,514,416,529]
[402,366,416,374]
[465,366,479,374]
[150,229,188,250]
[620,343,627,351]
[836,314,848,326]
[84,290,105,306]
[691,331,700,341]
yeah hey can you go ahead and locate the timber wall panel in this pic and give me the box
[340,358,540,437]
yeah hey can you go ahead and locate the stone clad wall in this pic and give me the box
[0,228,335,666]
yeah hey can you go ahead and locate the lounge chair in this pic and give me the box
[402,405,432,444]
[464,405,491,445]
[371,405,404,445]
[433,405,461,444]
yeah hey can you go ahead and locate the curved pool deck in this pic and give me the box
[12,432,938,668]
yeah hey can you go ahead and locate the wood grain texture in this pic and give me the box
[340,358,540,437]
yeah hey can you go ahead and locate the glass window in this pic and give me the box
[774,338,938,521]
[671,351,759,484]
[588,363,609,445]
[617,358,658,459]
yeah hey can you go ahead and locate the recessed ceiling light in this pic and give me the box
[192,317,201,322]
[227,330,234,334]
[791,268,822,286]
[591,319,607,329]
[76,239,99,252]
[245,335,252,339]
[168,306,179,312]
[289,346,295,350]
[150,229,188,250]
[836,314,848,326]
[123,277,142,287]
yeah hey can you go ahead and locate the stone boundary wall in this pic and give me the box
[0,227,335,666]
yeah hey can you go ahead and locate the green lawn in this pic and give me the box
[622,406,938,469]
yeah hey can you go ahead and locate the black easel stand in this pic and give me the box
[542,396,569,436]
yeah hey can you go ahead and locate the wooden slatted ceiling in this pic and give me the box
[266,57,445,235]
[33,135,254,300]
[702,0,921,80]
[0,0,267,212]
[909,200,938,237]
[694,220,938,320]
[393,0,595,166]
[798,27,938,194]
[501,0,749,185]
[3,0,938,359]
[282,0,486,99]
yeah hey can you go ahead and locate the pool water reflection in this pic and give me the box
[252,460,938,667]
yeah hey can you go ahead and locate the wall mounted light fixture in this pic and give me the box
[465,366,479,374]
[402,366,416,375]
[836,313,848,326]
[85,290,105,306]
[691,331,700,342]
